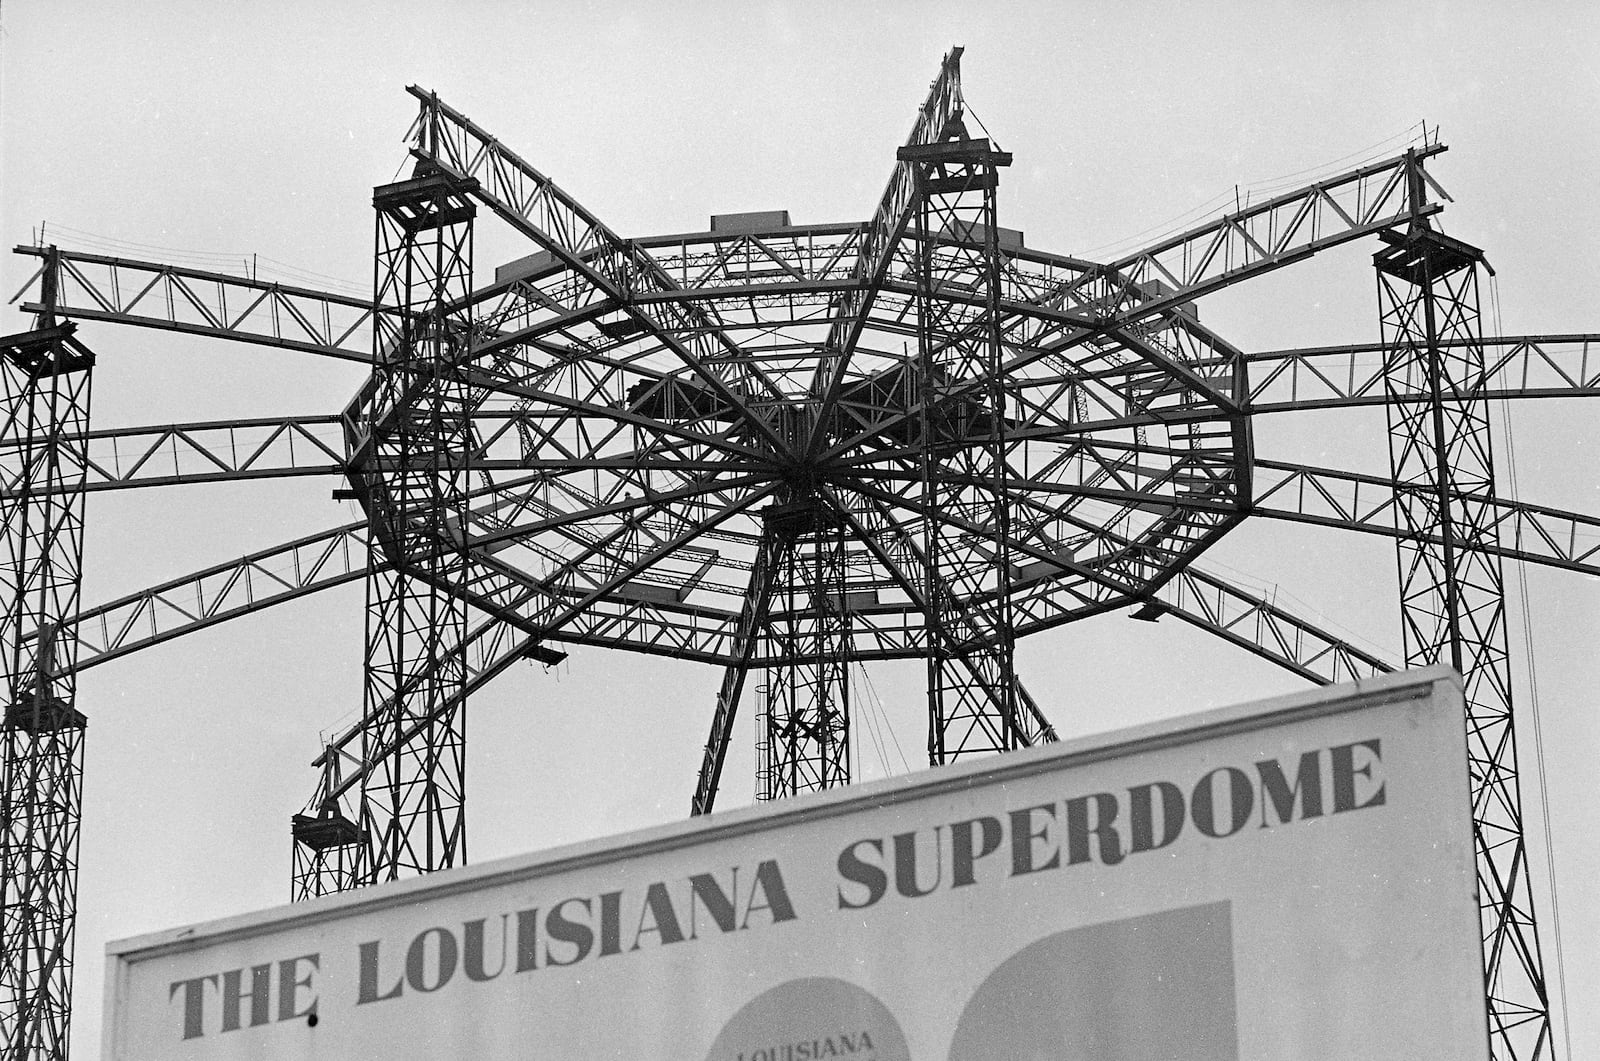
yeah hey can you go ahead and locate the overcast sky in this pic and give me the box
[3,2,1598,1058]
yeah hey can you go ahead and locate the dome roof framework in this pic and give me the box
[4,48,1595,1061]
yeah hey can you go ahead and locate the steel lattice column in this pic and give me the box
[908,136,1023,764]
[1,248,95,1061]
[756,502,851,801]
[348,167,480,889]
[1376,196,1552,1058]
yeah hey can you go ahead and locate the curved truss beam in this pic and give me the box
[1252,459,1600,575]
[1246,333,1600,410]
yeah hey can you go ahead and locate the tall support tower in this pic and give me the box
[348,163,480,889]
[907,134,1027,763]
[0,247,95,1061]
[755,502,852,801]
[1376,156,1550,1059]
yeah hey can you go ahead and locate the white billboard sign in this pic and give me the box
[105,667,1487,1060]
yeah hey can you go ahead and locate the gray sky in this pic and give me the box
[4,2,1598,1057]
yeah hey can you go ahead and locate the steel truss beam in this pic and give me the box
[804,46,965,449]
[1375,198,1548,1059]
[819,142,1448,463]
[1251,460,1600,577]
[1149,566,1394,685]
[0,415,345,495]
[0,252,94,1061]
[10,245,387,363]
[404,88,791,453]
[1246,334,1600,410]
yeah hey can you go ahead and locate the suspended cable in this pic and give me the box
[1077,122,1430,262]
[32,221,368,296]
[1490,274,1573,1061]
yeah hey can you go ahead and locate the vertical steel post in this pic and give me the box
[0,247,95,1061]
[1377,159,1552,1059]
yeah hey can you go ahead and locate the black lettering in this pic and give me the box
[276,955,318,1022]
[688,870,739,937]
[836,839,887,910]
[1066,792,1125,866]
[892,828,943,898]
[356,941,404,1004]
[1331,739,1386,812]
[1192,766,1254,838]
[632,881,687,949]
[406,927,458,993]
[221,964,272,1032]
[544,898,594,967]
[169,975,217,1040]
[950,816,1003,887]
[599,891,623,957]
[463,916,508,982]
[1128,781,1184,853]
[1008,804,1060,875]
[742,859,798,927]
[1258,751,1325,826]
[514,907,540,972]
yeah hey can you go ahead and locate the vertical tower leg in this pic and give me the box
[909,137,1022,764]
[289,743,366,901]
[757,504,851,801]
[1376,203,1551,1059]
[1,248,95,1061]
[354,168,479,887]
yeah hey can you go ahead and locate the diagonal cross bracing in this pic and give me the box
[1375,204,1549,1060]
[0,254,95,1061]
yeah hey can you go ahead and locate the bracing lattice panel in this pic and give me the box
[0,264,94,1061]
[1377,201,1551,1059]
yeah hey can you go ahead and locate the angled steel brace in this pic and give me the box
[1146,566,1394,685]
[690,527,783,816]
[1251,459,1600,577]
[804,46,966,453]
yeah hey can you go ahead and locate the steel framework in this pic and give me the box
[1,49,1592,1059]
[0,250,94,1061]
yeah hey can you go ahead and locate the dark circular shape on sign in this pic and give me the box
[948,902,1238,1061]
[705,976,910,1061]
